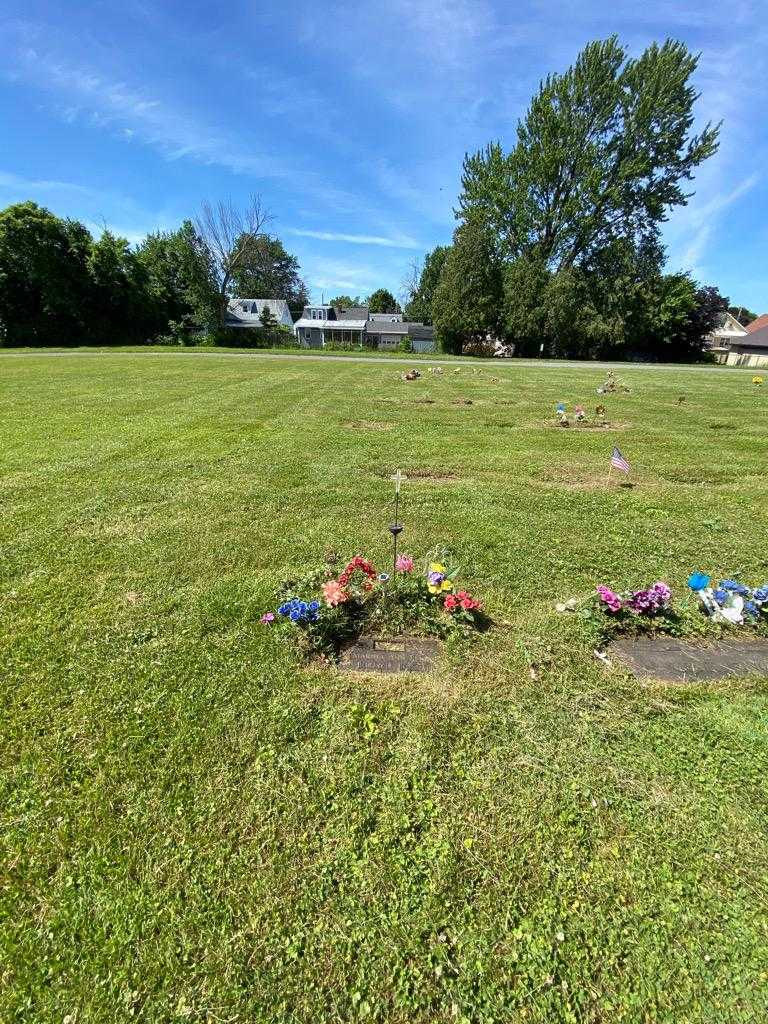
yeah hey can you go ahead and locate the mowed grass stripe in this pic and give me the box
[1,352,767,1023]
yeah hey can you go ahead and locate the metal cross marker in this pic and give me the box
[388,470,408,574]
[390,469,407,494]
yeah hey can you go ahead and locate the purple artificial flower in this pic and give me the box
[260,612,275,624]
[627,589,653,614]
[649,582,671,604]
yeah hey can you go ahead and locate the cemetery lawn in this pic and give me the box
[3,351,768,1023]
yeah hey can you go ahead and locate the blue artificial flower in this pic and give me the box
[713,589,729,606]
[687,572,710,591]
[309,600,320,611]
[745,601,759,617]
[278,603,291,616]
[289,610,302,622]
[719,580,748,594]
[753,587,768,603]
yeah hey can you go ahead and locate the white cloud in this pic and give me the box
[287,228,420,249]
[0,170,98,198]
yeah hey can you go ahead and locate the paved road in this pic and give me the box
[0,348,754,374]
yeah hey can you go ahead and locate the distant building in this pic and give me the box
[704,311,748,363]
[226,298,294,329]
[704,311,768,366]
[293,303,435,352]
[745,313,768,335]
[722,322,768,367]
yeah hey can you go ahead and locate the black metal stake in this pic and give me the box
[388,470,406,576]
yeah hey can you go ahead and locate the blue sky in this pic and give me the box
[1,1,766,311]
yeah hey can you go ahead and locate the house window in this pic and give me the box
[241,302,248,311]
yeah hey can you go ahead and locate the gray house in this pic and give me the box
[226,298,294,329]
[293,303,435,352]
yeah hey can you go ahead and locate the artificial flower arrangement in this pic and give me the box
[260,551,485,658]
[556,581,675,631]
[687,572,768,627]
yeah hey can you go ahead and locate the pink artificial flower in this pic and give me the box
[322,579,348,607]
[597,585,623,614]
[395,555,414,573]
[260,612,275,624]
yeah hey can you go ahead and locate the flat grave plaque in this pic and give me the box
[340,635,440,675]
[611,636,768,682]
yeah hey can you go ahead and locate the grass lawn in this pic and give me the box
[2,352,767,1023]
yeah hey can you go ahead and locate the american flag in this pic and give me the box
[611,446,630,474]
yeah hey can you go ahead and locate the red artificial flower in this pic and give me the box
[454,590,482,612]
[444,594,459,610]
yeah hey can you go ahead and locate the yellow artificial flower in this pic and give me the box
[427,562,454,594]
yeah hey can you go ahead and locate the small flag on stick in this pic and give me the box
[610,446,630,474]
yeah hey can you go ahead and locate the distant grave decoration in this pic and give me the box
[402,369,422,382]
[259,471,487,672]
[753,375,764,387]
[597,370,631,395]
[552,402,613,429]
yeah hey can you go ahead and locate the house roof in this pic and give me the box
[294,318,367,330]
[734,323,768,349]
[366,321,434,337]
[745,314,768,334]
[226,298,291,325]
[366,321,411,335]
[711,311,748,337]
[335,306,369,320]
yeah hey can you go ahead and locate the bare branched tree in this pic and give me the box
[195,195,271,326]
[399,255,422,312]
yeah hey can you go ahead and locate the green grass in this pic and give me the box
[1,352,767,1023]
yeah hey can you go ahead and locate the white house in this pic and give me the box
[226,298,294,329]
[704,311,748,362]
[293,303,435,352]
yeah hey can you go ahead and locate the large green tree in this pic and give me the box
[366,288,401,314]
[728,305,758,327]
[329,294,363,309]
[403,246,450,324]
[230,234,309,309]
[432,220,504,354]
[0,202,92,345]
[136,221,219,337]
[460,37,719,271]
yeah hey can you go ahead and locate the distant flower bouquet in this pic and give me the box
[688,572,768,627]
[261,549,486,657]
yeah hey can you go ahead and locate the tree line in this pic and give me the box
[0,198,311,346]
[0,196,411,347]
[403,37,739,361]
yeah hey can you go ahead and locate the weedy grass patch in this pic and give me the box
[1,352,767,1023]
